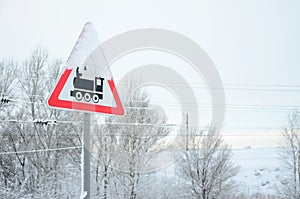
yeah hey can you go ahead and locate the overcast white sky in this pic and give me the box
[1,0,300,148]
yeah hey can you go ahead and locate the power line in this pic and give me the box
[101,122,177,127]
[231,147,285,150]
[116,81,300,92]
[94,122,288,131]
[7,100,298,112]
[0,131,286,137]
[116,81,300,88]
[233,157,278,160]
[0,119,82,125]
[0,146,82,155]
[0,116,289,132]
[0,119,290,132]
[1,91,300,112]
[3,82,300,103]
[9,75,300,88]
[0,145,288,161]
[7,96,300,109]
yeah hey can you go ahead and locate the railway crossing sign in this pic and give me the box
[47,23,124,115]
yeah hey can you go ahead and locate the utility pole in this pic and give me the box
[83,113,90,199]
[298,149,300,191]
[186,113,189,151]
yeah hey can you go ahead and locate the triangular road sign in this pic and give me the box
[48,23,124,115]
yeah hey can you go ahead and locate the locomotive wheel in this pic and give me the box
[84,93,91,102]
[75,91,83,101]
[92,94,99,103]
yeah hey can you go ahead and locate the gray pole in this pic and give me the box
[83,113,90,199]
[186,113,189,151]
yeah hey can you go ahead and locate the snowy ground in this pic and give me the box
[225,132,283,195]
[232,148,282,195]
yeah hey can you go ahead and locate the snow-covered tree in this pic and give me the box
[0,59,21,198]
[92,82,171,199]
[0,47,83,198]
[174,127,239,199]
[278,110,300,199]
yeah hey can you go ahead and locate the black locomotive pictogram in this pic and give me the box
[70,67,104,103]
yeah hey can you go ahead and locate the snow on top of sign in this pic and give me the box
[66,22,99,70]
[83,44,113,80]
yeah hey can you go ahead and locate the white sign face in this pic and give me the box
[47,23,124,115]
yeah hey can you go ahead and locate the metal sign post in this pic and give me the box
[83,113,91,199]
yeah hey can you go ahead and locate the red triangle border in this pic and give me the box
[48,68,124,115]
